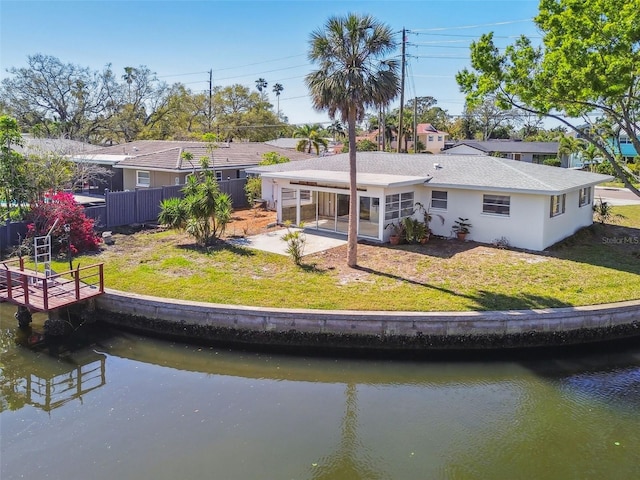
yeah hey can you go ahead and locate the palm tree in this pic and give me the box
[558,135,585,167]
[306,14,399,267]
[294,124,328,155]
[326,120,345,142]
[272,83,283,118]
[255,78,268,94]
[122,66,137,103]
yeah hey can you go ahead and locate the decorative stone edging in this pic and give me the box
[93,289,640,351]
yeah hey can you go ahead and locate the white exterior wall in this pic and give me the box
[542,189,594,249]
[261,175,594,251]
[422,188,548,250]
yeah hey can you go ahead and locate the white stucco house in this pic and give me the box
[247,152,613,251]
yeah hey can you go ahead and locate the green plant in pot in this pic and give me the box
[401,217,428,244]
[414,202,444,242]
[452,217,472,240]
[385,221,405,245]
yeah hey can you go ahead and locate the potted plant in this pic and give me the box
[401,217,428,244]
[452,217,472,240]
[385,221,404,245]
[414,202,444,242]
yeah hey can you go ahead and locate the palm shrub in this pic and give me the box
[281,221,306,265]
[158,158,232,246]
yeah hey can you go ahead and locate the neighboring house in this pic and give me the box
[71,140,314,191]
[247,152,612,251]
[444,140,561,165]
[415,123,448,153]
[15,135,101,156]
[610,134,639,162]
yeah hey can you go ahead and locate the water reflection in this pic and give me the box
[0,312,107,413]
[2,302,640,480]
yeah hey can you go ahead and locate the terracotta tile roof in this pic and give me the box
[416,123,448,135]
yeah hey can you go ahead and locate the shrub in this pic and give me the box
[25,190,101,255]
[543,158,562,167]
[281,221,306,265]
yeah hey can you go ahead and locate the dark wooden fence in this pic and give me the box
[0,220,28,255]
[84,179,247,229]
[0,179,247,252]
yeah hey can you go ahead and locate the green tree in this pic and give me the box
[342,139,379,153]
[456,0,640,197]
[260,152,290,165]
[306,13,399,266]
[0,115,28,218]
[557,134,585,166]
[158,157,232,246]
[294,124,328,155]
[326,120,345,142]
[0,54,117,141]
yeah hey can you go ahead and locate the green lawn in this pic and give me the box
[58,205,640,312]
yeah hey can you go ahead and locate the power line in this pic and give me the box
[410,18,533,32]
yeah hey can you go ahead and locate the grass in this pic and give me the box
[51,205,640,312]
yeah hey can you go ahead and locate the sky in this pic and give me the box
[0,0,543,127]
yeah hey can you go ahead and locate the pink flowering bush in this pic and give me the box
[25,190,101,255]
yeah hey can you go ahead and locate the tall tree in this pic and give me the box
[272,83,284,118]
[255,78,268,93]
[306,14,399,267]
[456,0,640,196]
[0,115,28,217]
[464,96,518,140]
[0,54,117,140]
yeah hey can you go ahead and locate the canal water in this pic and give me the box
[1,303,640,479]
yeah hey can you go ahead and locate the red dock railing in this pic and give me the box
[0,258,104,312]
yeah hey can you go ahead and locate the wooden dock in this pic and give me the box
[0,257,104,312]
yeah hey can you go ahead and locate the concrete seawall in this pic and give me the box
[92,289,640,351]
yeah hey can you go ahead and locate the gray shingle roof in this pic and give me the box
[249,152,612,194]
[15,135,101,155]
[86,140,315,171]
[447,140,559,154]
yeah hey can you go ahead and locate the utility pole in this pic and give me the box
[208,69,213,133]
[413,96,417,153]
[397,28,406,153]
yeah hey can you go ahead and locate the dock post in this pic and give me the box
[44,309,66,336]
[15,306,32,329]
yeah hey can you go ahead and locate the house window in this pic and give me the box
[483,194,510,216]
[550,194,566,217]
[385,192,414,220]
[579,187,591,207]
[437,135,443,142]
[215,171,222,182]
[428,135,434,142]
[431,190,448,210]
[136,170,150,187]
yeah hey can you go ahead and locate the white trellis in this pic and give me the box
[33,218,59,277]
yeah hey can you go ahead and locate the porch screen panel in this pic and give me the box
[299,190,317,228]
[281,188,297,224]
